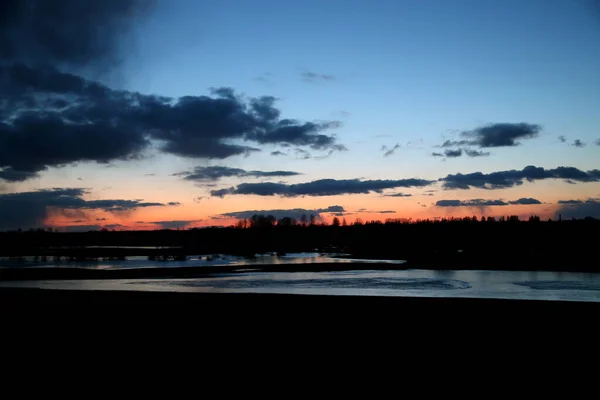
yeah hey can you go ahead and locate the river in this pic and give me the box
[1,267,599,302]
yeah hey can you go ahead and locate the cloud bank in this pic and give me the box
[220,205,345,221]
[174,166,301,182]
[436,198,542,207]
[440,166,600,190]
[555,198,600,219]
[0,2,343,182]
[0,188,179,230]
[211,178,434,197]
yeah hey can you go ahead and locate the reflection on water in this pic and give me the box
[0,252,405,270]
[2,269,600,303]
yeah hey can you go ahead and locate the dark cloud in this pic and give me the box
[104,224,123,230]
[357,209,396,214]
[382,143,401,157]
[436,199,508,207]
[321,206,345,213]
[220,205,345,221]
[251,119,345,150]
[1,73,342,182]
[464,149,490,157]
[167,202,181,206]
[147,220,197,230]
[300,71,335,83]
[444,149,462,158]
[73,219,85,223]
[440,165,600,190]
[596,139,600,146]
[96,218,107,221]
[558,137,587,147]
[441,123,541,148]
[0,188,179,230]
[435,198,541,207]
[78,199,167,212]
[557,199,583,204]
[509,198,542,205]
[174,166,301,182]
[0,167,39,182]
[433,148,489,158]
[383,193,412,197]
[270,151,287,156]
[0,0,152,68]
[211,178,433,197]
[555,198,600,219]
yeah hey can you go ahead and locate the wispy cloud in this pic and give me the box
[432,148,488,158]
[382,193,412,197]
[174,166,301,182]
[382,143,401,157]
[255,72,274,85]
[300,70,336,83]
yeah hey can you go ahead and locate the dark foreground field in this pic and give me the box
[3,287,598,328]
[3,287,599,369]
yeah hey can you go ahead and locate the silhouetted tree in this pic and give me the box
[300,214,307,227]
[277,217,296,227]
[250,214,276,228]
[332,217,341,227]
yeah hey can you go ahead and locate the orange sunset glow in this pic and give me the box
[1,1,600,232]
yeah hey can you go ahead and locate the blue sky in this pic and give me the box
[120,0,600,174]
[2,0,600,230]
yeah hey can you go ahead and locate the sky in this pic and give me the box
[1,0,600,231]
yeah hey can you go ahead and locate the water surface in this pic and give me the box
[3,269,599,303]
[0,252,404,270]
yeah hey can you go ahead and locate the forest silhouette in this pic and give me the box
[0,214,597,273]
